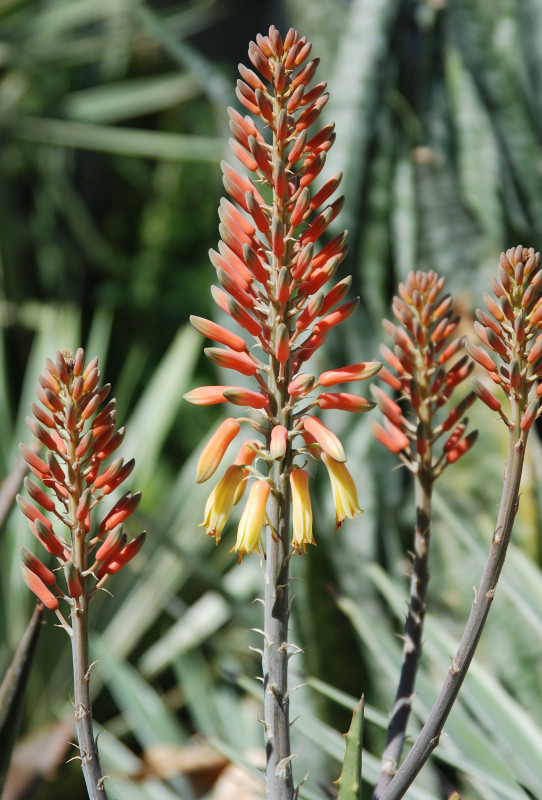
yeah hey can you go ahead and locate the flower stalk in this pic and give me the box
[17,349,144,800]
[380,247,542,799]
[186,26,381,799]
[372,271,476,799]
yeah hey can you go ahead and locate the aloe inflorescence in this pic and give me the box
[186,25,381,800]
[17,348,144,800]
[185,25,381,558]
[372,270,476,798]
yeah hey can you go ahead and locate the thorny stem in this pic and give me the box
[380,430,524,800]
[373,466,432,799]
[68,423,107,800]
[262,69,295,800]
[264,469,294,800]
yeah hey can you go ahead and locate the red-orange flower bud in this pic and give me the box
[21,564,58,610]
[64,561,83,599]
[318,393,375,413]
[196,418,241,484]
[204,347,258,376]
[184,386,234,405]
[223,388,268,409]
[270,425,288,460]
[319,361,382,387]
[446,430,478,463]
[21,546,56,586]
[288,373,315,396]
[100,492,142,532]
[303,416,346,462]
[32,519,65,559]
[275,323,290,363]
[96,527,127,564]
[371,421,409,454]
[105,532,147,575]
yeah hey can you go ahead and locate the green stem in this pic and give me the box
[68,432,108,800]
[372,467,432,799]
[380,431,524,800]
[264,470,294,800]
[262,67,295,800]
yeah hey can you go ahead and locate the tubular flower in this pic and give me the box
[17,349,144,616]
[232,480,270,561]
[196,418,241,483]
[467,247,542,439]
[321,454,362,530]
[187,25,380,554]
[201,464,247,543]
[374,270,477,477]
[290,469,314,552]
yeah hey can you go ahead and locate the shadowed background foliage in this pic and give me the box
[2,1,542,799]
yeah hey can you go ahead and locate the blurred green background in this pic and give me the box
[2,0,542,798]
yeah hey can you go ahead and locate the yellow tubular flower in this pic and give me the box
[232,480,270,561]
[321,453,362,530]
[201,465,246,543]
[290,469,315,554]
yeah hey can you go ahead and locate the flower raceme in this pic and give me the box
[17,349,144,618]
[467,246,542,438]
[373,270,477,476]
[185,25,381,557]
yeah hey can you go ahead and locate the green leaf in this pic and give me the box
[325,0,401,236]
[336,697,364,800]
[12,116,224,162]
[64,73,203,124]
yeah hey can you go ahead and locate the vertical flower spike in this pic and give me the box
[372,254,542,799]
[186,26,381,551]
[372,272,476,800]
[17,349,144,800]
[374,270,477,476]
[187,26,382,800]
[467,247,542,439]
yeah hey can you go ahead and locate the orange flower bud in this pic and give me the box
[184,386,235,406]
[295,292,325,332]
[196,418,241,483]
[275,323,290,363]
[105,532,147,575]
[319,361,382,387]
[64,561,83,599]
[21,564,59,610]
[19,444,50,480]
[465,340,497,373]
[93,458,124,490]
[288,373,315,396]
[270,425,288,459]
[24,477,55,513]
[32,519,66,558]
[223,388,268,409]
[303,416,346,462]
[21,546,56,585]
[318,393,375,413]
[190,316,247,353]
[371,421,409,454]
[99,492,142,532]
[204,347,258,376]
[446,430,478,464]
